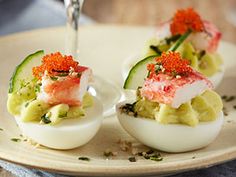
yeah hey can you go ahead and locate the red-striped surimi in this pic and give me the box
[140,70,213,108]
[37,66,92,106]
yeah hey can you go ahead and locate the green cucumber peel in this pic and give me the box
[9,50,44,93]
[123,30,192,90]
[123,55,159,89]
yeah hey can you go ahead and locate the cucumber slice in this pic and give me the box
[123,55,159,89]
[123,31,191,90]
[9,50,44,93]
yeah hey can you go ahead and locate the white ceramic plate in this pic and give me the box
[0,25,236,176]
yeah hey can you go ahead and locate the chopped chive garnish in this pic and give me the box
[103,149,117,158]
[165,34,181,45]
[150,45,162,55]
[34,84,41,93]
[120,102,138,117]
[58,113,67,118]
[25,102,30,108]
[50,76,58,81]
[168,30,191,52]
[146,149,154,154]
[150,157,163,161]
[77,73,82,78]
[58,73,68,77]
[128,157,136,162]
[224,112,228,116]
[78,157,90,161]
[0,128,3,131]
[225,96,235,102]
[198,50,206,60]
[145,152,162,161]
[11,138,21,142]
[143,154,149,159]
[41,114,51,124]
[137,152,143,156]
[221,95,227,100]
[104,151,113,157]
[52,69,69,73]
[136,149,163,162]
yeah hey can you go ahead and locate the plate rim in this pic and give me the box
[0,148,236,176]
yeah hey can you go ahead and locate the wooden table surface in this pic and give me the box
[1,0,236,176]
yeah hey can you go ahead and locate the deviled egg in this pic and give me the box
[144,8,224,87]
[123,8,224,89]
[117,52,224,152]
[7,51,103,149]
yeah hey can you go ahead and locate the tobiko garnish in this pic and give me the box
[170,8,204,35]
[147,52,192,77]
[33,52,80,79]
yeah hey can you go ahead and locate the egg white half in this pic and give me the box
[15,97,103,150]
[116,101,224,153]
[122,54,225,88]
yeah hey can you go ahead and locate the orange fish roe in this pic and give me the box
[170,8,204,35]
[33,52,80,79]
[147,52,192,77]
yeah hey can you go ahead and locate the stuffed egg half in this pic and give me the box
[7,51,103,149]
[118,52,224,153]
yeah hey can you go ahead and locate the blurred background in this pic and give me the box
[0,0,236,176]
[0,0,236,43]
